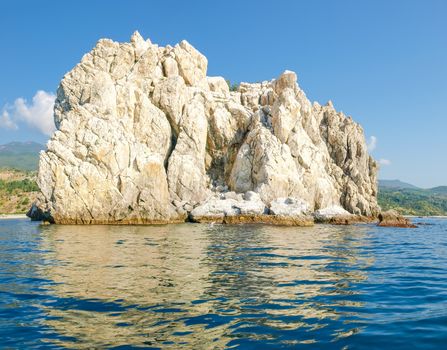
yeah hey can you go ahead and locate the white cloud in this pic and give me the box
[13,90,56,136]
[366,137,390,167]
[378,158,391,166]
[1,90,56,136]
[0,110,18,130]
[367,135,377,152]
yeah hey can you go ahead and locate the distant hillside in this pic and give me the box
[0,168,39,214]
[429,186,447,195]
[0,141,44,171]
[378,179,419,189]
[378,180,447,216]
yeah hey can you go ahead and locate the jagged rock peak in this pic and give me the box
[31,32,379,224]
[130,30,144,43]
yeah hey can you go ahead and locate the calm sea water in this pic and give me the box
[0,218,446,349]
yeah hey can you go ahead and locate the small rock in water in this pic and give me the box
[378,210,417,228]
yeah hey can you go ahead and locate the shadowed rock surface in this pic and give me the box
[32,32,379,224]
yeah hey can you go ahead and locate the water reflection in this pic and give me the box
[37,223,374,349]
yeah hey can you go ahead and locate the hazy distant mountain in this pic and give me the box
[378,179,420,189]
[429,186,447,195]
[0,141,45,171]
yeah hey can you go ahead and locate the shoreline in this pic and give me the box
[0,214,27,220]
[1,214,446,223]
[404,215,447,218]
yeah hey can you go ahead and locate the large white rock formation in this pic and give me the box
[32,32,379,224]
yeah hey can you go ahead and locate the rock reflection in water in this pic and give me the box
[37,223,373,349]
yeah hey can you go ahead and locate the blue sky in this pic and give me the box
[0,0,446,187]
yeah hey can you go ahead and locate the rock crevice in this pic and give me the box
[32,32,379,225]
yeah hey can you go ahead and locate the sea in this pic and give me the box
[0,218,446,349]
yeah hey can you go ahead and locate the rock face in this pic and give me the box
[33,32,379,224]
[378,210,416,228]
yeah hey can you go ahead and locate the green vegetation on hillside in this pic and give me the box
[0,169,39,214]
[378,187,447,216]
[0,178,39,193]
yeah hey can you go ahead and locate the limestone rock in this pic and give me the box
[207,76,230,94]
[378,210,417,228]
[189,191,267,223]
[27,202,54,223]
[314,205,351,220]
[32,32,380,224]
[314,205,379,225]
[269,197,309,216]
[173,40,208,87]
[189,197,240,222]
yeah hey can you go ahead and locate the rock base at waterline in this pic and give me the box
[378,210,417,228]
[190,214,314,226]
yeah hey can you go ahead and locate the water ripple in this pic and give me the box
[0,218,446,348]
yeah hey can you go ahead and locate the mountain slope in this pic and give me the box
[429,186,447,195]
[378,179,419,189]
[0,168,39,214]
[0,142,44,171]
[378,180,447,216]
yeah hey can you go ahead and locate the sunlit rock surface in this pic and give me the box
[33,32,379,224]
[378,210,416,228]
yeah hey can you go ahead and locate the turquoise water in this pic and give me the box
[0,219,446,349]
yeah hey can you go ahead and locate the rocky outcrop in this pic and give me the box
[26,202,54,223]
[32,32,379,225]
[378,210,417,228]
